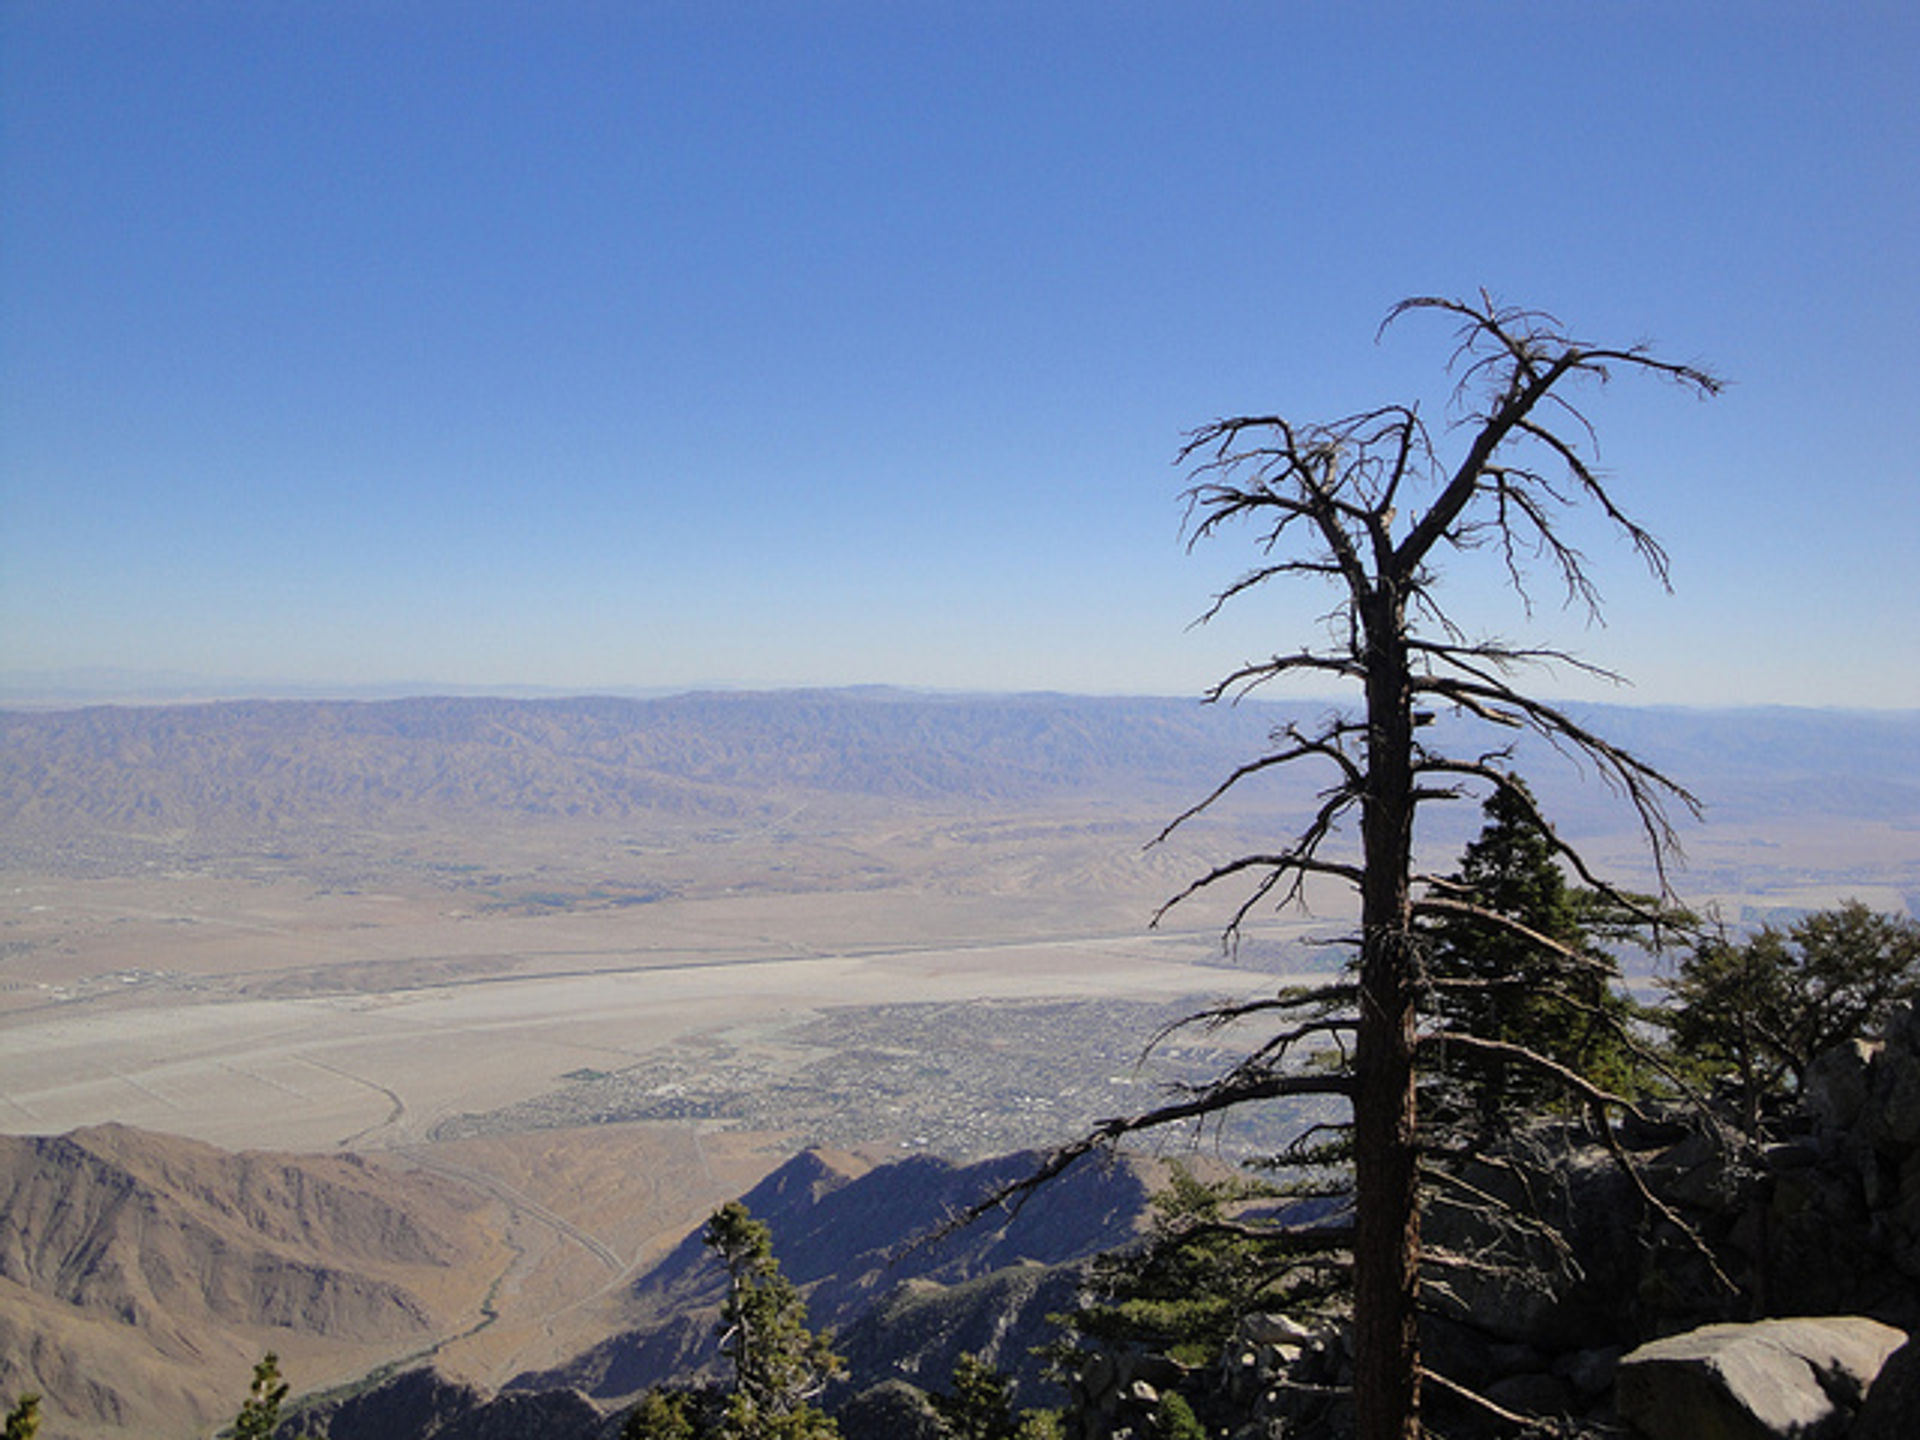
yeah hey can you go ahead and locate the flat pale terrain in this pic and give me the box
[6,811,1912,1154]
[0,809,1309,1153]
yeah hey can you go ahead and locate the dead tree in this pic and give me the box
[1166,295,1719,1440]
[1119,296,1716,1440]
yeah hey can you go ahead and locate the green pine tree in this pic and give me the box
[1071,1162,1342,1368]
[3,1394,40,1440]
[231,1354,288,1440]
[1148,1392,1205,1440]
[931,1353,1016,1440]
[1009,1410,1062,1440]
[1666,901,1920,1132]
[623,1386,704,1440]
[703,1201,842,1440]
[1422,779,1647,1111]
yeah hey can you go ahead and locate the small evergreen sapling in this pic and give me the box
[2,1394,39,1440]
[231,1354,288,1440]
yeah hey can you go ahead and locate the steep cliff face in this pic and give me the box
[0,1124,505,1438]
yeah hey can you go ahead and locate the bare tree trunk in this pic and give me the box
[1352,592,1422,1440]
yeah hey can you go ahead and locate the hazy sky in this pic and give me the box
[3,3,1915,706]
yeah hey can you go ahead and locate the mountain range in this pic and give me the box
[4,688,1915,847]
[507,1143,1156,1404]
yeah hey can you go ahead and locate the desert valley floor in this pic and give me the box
[0,796,1350,1402]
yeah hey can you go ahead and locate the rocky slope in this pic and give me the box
[0,1120,1157,1439]
[1149,1005,1920,1440]
[285,1144,1163,1439]
[0,1125,507,1437]
[508,1144,1158,1403]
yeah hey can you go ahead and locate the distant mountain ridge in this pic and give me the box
[2,689,1914,870]
[0,691,1283,847]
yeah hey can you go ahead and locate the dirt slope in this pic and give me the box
[0,1124,509,1438]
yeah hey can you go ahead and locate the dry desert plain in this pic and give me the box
[0,799,1348,1393]
[2,693,1916,1408]
[0,808,1318,1155]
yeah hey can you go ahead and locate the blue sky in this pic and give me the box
[3,2,1915,706]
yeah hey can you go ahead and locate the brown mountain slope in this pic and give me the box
[0,1124,509,1438]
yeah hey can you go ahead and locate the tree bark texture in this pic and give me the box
[1353,588,1422,1440]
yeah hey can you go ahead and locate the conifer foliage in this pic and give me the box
[1667,900,1920,1128]
[930,1353,1018,1440]
[705,1201,843,1440]
[231,1354,288,1440]
[1071,1163,1341,1369]
[622,1202,843,1440]
[1423,778,1649,1110]
[2,1394,39,1440]
[623,1386,706,1440]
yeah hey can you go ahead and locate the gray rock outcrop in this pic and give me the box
[1615,1316,1907,1440]
[1790,1002,1920,1314]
